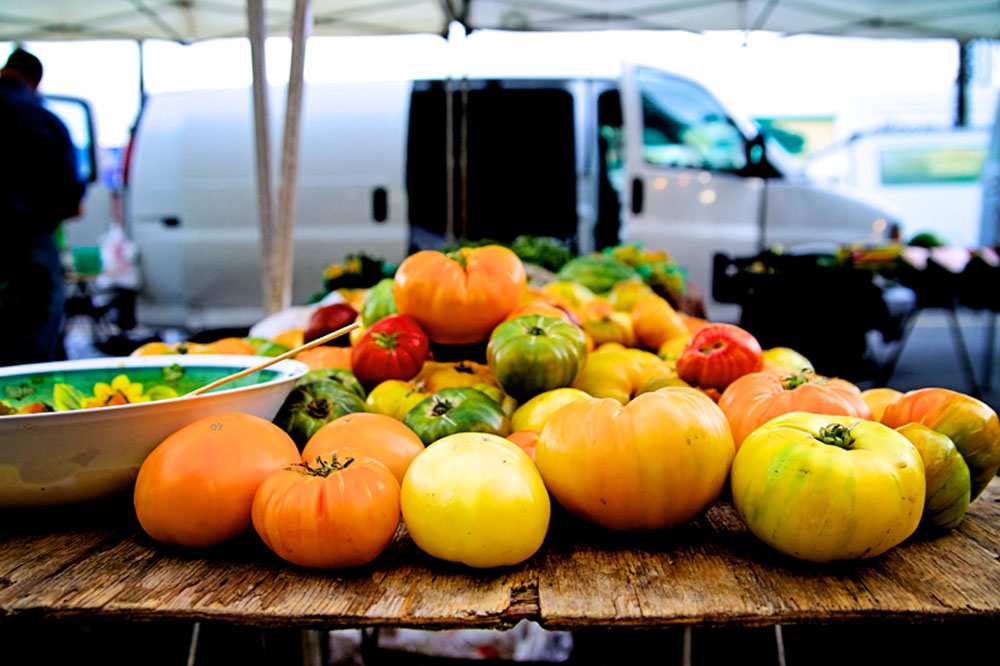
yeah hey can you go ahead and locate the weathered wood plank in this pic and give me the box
[0,480,996,629]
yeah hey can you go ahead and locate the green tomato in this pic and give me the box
[487,315,587,400]
[557,255,639,294]
[896,423,971,530]
[361,278,397,327]
[274,380,367,447]
[298,368,366,400]
[404,387,509,445]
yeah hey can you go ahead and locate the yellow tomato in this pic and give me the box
[366,380,429,420]
[657,335,690,364]
[401,433,550,568]
[542,280,596,314]
[896,423,970,530]
[732,412,925,562]
[582,311,636,347]
[511,388,591,432]
[607,279,654,311]
[861,387,903,422]
[573,346,673,403]
[761,347,814,374]
[274,328,305,349]
[413,361,497,393]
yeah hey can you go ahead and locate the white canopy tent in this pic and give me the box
[2,1,997,313]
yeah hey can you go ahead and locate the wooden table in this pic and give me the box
[1,479,998,630]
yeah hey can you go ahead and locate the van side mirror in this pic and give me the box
[43,95,98,184]
[746,132,766,167]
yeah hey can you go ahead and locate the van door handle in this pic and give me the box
[162,216,180,227]
[372,187,388,223]
[630,178,644,215]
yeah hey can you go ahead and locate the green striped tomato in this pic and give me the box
[487,315,588,400]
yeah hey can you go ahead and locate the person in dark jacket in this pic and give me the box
[0,48,84,366]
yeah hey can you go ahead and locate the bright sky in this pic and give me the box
[4,31,997,147]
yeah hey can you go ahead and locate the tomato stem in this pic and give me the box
[782,372,812,390]
[298,454,354,477]
[816,423,855,449]
[431,397,453,417]
[373,331,399,351]
[306,398,331,420]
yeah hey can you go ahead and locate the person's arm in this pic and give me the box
[45,113,85,223]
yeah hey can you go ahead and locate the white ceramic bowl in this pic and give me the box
[0,355,307,507]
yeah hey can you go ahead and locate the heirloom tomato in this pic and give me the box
[296,346,352,370]
[731,413,925,562]
[361,278,397,327]
[302,412,424,483]
[861,387,902,422]
[677,323,763,390]
[488,315,588,400]
[351,314,430,386]
[401,433,549,567]
[719,370,871,449]
[134,413,300,548]
[507,430,540,460]
[393,246,525,344]
[582,310,636,347]
[572,346,672,403]
[274,380,367,447]
[541,280,596,314]
[300,368,365,400]
[881,388,1000,499]
[511,387,591,432]
[365,379,429,420]
[536,388,734,530]
[304,303,359,345]
[761,347,814,374]
[631,295,688,351]
[252,453,400,568]
[403,387,509,445]
[505,301,576,325]
[608,279,654,312]
[414,360,498,393]
[896,423,970,530]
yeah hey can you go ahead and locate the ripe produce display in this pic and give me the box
[253,453,400,568]
[134,413,300,548]
[301,412,424,483]
[487,315,588,400]
[731,413,925,562]
[401,433,550,568]
[881,388,1000,499]
[403,387,510,445]
[719,370,872,448]
[895,423,971,530]
[47,239,1000,580]
[393,246,526,344]
[677,323,763,390]
[536,387,734,530]
[350,314,430,386]
[274,379,367,446]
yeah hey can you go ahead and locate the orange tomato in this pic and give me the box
[507,430,539,460]
[252,453,400,568]
[536,388,734,530]
[134,413,300,548]
[882,388,1000,499]
[719,370,871,449]
[393,246,526,344]
[296,346,352,370]
[632,295,688,350]
[198,337,257,355]
[679,314,709,335]
[131,341,176,356]
[301,412,424,484]
[505,301,575,324]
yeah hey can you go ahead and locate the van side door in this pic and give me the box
[619,65,762,313]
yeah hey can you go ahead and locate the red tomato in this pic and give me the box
[351,314,430,386]
[676,323,763,390]
[304,303,359,346]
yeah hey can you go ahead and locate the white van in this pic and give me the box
[126,65,895,326]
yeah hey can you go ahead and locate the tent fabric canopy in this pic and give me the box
[2,1,998,42]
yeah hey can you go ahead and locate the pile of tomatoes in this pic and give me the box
[133,245,1000,567]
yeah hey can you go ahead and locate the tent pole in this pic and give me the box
[444,76,456,244]
[275,0,313,311]
[955,39,971,128]
[247,0,278,313]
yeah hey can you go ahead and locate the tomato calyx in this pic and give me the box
[446,249,470,269]
[306,398,332,420]
[431,397,454,417]
[529,325,546,337]
[372,331,399,351]
[782,372,813,390]
[297,454,354,477]
[698,340,726,356]
[453,362,476,375]
[816,423,856,450]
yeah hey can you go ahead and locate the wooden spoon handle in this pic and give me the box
[189,322,360,396]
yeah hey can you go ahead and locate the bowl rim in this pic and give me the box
[0,355,308,422]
